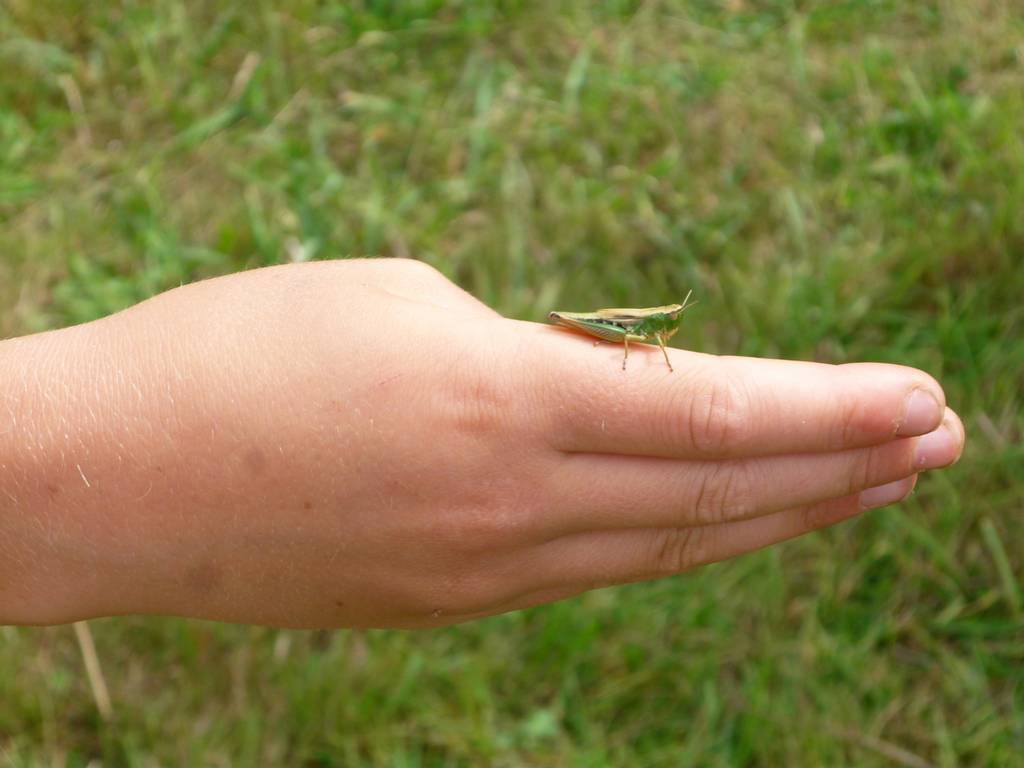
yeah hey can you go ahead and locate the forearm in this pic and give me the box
[0,318,179,622]
[0,269,374,626]
[0,291,272,624]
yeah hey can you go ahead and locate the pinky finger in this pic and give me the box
[520,475,918,595]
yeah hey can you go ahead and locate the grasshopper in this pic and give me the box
[548,291,695,372]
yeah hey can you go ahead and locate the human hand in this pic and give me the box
[0,259,964,627]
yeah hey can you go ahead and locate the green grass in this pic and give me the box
[2,0,1023,764]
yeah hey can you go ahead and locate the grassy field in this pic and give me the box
[1,1,1022,764]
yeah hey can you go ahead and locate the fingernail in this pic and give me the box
[860,477,914,510]
[913,421,960,469]
[896,389,942,436]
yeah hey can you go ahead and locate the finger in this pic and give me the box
[532,326,945,459]
[518,476,916,596]
[541,411,958,534]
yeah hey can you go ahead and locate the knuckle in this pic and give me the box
[836,396,866,448]
[466,504,533,545]
[849,446,881,495]
[425,565,499,618]
[799,503,822,531]
[683,371,751,456]
[650,527,707,576]
[800,500,843,531]
[691,463,755,524]
[847,441,906,496]
[444,368,517,440]
[446,471,541,549]
[833,393,899,448]
[392,257,444,282]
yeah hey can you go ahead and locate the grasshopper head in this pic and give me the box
[674,289,696,316]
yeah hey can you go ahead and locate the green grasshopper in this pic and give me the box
[548,290,695,372]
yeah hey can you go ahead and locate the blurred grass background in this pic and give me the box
[1,0,1022,764]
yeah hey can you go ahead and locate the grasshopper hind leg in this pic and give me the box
[622,336,629,370]
[656,334,674,372]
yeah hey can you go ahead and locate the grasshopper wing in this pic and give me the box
[594,305,683,322]
[547,311,631,342]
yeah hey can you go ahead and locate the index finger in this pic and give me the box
[531,328,946,459]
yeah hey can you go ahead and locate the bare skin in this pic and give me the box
[0,259,964,628]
